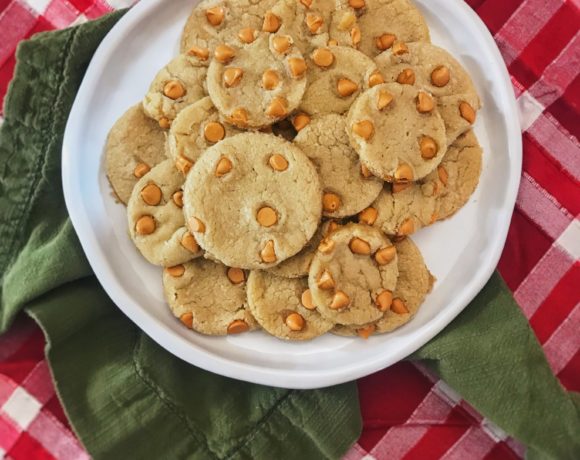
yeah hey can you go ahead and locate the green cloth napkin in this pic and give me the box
[0,12,578,460]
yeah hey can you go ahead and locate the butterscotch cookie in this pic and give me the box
[427,130,483,221]
[105,104,167,204]
[167,97,242,170]
[127,160,203,266]
[300,45,378,115]
[143,54,208,125]
[347,82,447,181]
[180,0,280,54]
[375,42,481,144]
[267,220,340,278]
[163,258,258,336]
[308,223,398,326]
[333,236,433,337]
[358,181,438,237]
[330,0,430,57]
[183,133,322,269]
[206,33,308,128]
[294,114,383,217]
[247,272,334,340]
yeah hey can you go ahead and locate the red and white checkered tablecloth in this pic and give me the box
[0,1,578,459]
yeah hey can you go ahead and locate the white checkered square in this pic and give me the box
[23,0,52,15]
[2,387,42,430]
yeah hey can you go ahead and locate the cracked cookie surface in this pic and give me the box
[347,82,447,181]
[163,258,258,336]
[106,104,167,204]
[127,159,203,266]
[308,223,398,326]
[295,113,383,217]
[247,271,334,340]
[183,132,322,269]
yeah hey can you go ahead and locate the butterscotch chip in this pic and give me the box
[376,33,396,51]
[391,298,409,314]
[272,35,292,54]
[285,312,305,331]
[431,65,450,87]
[140,183,162,206]
[318,238,336,254]
[292,113,311,132]
[262,69,280,90]
[166,265,185,278]
[175,156,193,175]
[349,0,365,9]
[368,70,385,87]
[360,164,372,178]
[288,57,307,78]
[417,92,435,113]
[322,192,341,213]
[215,44,236,63]
[347,83,447,181]
[229,108,248,127]
[392,41,408,56]
[300,0,312,7]
[305,13,324,34]
[357,325,375,339]
[266,97,288,118]
[337,78,358,97]
[328,39,338,46]
[398,218,415,236]
[330,291,351,309]
[459,101,476,124]
[359,207,378,225]
[269,154,289,171]
[260,240,277,263]
[172,191,184,208]
[215,157,233,177]
[420,136,438,160]
[338,11,356,30]
[257,206,278,227]
[227,267,246,285]
[158,117,171,129]
[397,68,415,85]
[134,162,150,178]
[263,11,281,32]
[312,48,334,67]
[349,237,371,255]
[350,26,361,46]
[187,46,209,60]
[392,182,411,193]
[375,290,393,311]
[301,289,315,310]
[180,313,193,328]
[309,224,398,326]
[438,165,448,185]
[163,259,258,336]
[163,80,186,100]
[135,215,155,235]
[238,27,257,44]
[205,7,224,26]
[375,246,396,265]
[189,217,206,233]
[228,320,250,334]
[223,67,244,87]
[204,121,226,143]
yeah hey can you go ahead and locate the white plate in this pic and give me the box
[62,0,521,389]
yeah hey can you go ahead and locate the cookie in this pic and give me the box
[105,104,167,204]
[294,114,383,217]
[347,82,447,181]
[333,236,433,337]
[427,130,483,221]
[127,159,203,266]
[267,220,340,278]
[374,41,481,144]
[330,0,430,58]
[183,132,322,269]
[206,33,308,129]
[180,0,280,54]
[300,45,378,115]
[247,271,334,340]
[308,223,398,326]
[358,181,438,237]
[143,54,208,125]
[167,97,242,170]
[163,258,258,336]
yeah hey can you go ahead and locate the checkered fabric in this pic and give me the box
[0,0,578,459]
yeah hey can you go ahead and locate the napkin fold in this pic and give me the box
[0,11,578,460]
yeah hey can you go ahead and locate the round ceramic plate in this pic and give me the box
[62,0,521,389]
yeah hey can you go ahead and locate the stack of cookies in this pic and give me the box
[106,0,483,341]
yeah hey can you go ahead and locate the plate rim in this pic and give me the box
[62,0,522,389]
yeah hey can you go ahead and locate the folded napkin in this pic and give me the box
[0,11,578,460]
